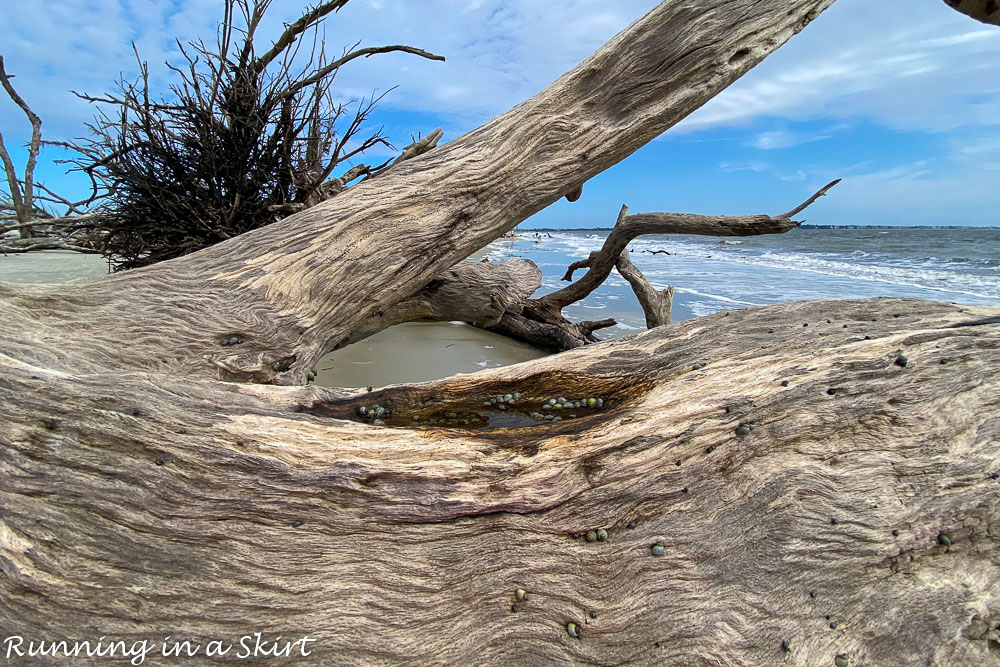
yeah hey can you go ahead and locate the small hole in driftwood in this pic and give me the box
[729,48,751,64]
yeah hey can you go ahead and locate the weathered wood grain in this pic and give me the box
[1,299,997,665]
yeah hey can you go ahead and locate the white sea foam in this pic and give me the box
[615,322,643,331]
[671,287,760,307]
[742,250,999,299]
[622,235,1000,300]
[500,230,1000,316]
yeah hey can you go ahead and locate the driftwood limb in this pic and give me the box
[282,46,446,100]
[329,259,542,351]
[615,250,674,328]
[0,56,43,239]
[492,181,841,351]
[546,180,841,312]
[0,237,101,254]
[943,0,1000,25]
[390,127,444,166]
[778,178,842,219]
[0,211,102,234]
[249,1,352,75]
[0,58,105,254]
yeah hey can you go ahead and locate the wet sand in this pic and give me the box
[0,250,549,387]
[316,322,546,388]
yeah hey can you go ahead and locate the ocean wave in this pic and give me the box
[670,287,760,307]
[502,231,1000,303]
[747,250,1000,299]
[624,236,1000,300]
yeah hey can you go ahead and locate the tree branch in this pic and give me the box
[0,56,43,235]
[542,179,840,313]
[615,250,674,328]
[281,45,446,100]
[251,0,352,75]
[777,178,841,219]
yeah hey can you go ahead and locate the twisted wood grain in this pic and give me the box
[1,299,997,665]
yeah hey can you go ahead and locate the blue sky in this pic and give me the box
[1,0,998,227]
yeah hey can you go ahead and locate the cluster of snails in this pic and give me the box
[358,404,391,426]
[352,390,613,430]
[524,396,605,422]
[541,396,603,411]
[483,392,521,410]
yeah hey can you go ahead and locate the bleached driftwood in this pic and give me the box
[2,2,998,665]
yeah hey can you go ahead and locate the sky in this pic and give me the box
[1,0,998,227]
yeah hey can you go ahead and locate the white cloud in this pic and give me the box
[719,161,768,173]
[5,0,999,142]
[676,1,1000,134]
[751,128,833,150]
[779,170,807,182]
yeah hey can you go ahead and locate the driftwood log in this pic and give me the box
[944,0,1000,25]
[2,1,999,665]
[2,299,998,666]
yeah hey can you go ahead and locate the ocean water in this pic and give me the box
[483,227,1000,338]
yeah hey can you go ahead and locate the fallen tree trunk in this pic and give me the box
[3,1,1000,665]
[2,299,998,665]
[0,236,101,254]
[330,258,542,351]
